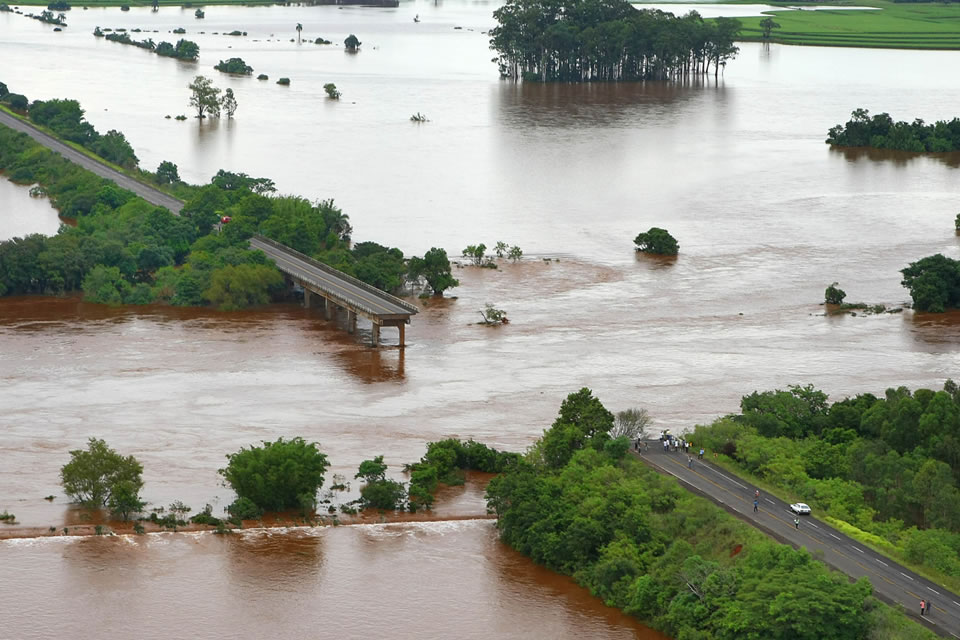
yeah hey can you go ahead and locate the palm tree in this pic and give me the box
[296,22,302,43]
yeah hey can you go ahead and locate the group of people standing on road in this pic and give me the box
[920,599,932,616]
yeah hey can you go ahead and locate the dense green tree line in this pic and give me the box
[900,254,960,312]
[693,382,960,585]
[405,438,521,510]
[486,389,931,640]
[827,108,960,153]
[0,96,458,304]
[27,97,138,168]
[94,27,200,62]
[489,0,740,81]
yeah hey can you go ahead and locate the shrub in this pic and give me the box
[214,57,253,75]
[276,77,290,86]
[323,83,340,99]
[227,496,262,520]
[220,437,329,512]
[257,74,268,80]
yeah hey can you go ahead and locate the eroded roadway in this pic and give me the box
[638,445,960,638]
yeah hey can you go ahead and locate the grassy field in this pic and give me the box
[735,0,960,49]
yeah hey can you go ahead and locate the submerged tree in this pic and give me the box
[188,75,221,119]
[344,34,361,51]
[408,247,459,296]
[490,0,740,82]
[60,438,144,508]
[220,88,238,118]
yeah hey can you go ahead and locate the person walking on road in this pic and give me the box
[794,517,800,529]
[688,456,693,468]
[920,599,925,616]
[698,448,704,460]
[925,599,931,616]
[753,499,758,513]
[754,489,760,500]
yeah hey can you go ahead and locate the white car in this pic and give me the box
[790,503,811,515]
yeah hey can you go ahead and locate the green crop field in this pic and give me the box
[734,0,960,49]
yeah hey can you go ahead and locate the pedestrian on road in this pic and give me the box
[925,599,931,615]
[753,499,758,513]
[663,441,669,453]
[920,599,925,616]
[688,456,693,468]
[794,517,799,529]
[699,448,704,460]
[754,489,759,499]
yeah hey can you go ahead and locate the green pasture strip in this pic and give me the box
[731,0,960,49]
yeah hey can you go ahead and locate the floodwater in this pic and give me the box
[0,177,62,240]
[3,1,960,636]
[0,520,666,639]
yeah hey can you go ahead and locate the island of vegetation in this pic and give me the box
[693,381,960,595]
[827,108,960,153]
[736,0,960,50]
[95,27,200,62]
[485,388,936,640]
[489,0,739,81]
[214,57,253,75]
[634,227,678,256]
[0,88,460,307]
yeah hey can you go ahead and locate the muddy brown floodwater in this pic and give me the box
[4,0,960,636]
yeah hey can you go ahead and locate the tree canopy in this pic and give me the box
[485,389,890,640]
[901,253,960,312]
[827,108,960,153]
[693,381,960,584]
[219,437,330,512]
[60,438,144,508]
[490,0,739,81]
[634,227,679,256]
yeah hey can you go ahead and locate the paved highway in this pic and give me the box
[639,444,960,638]
[0,110,184,214]
[1,112,416,323]
[250,235,417,319]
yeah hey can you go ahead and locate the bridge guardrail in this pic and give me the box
[251,235,419,316]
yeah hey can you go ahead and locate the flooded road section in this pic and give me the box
[0,520,667,640]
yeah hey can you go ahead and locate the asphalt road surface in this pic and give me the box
[0,110,184,214]
[250,236,416,318]
[639,443,960,638]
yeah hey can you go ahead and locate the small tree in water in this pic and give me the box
[344,34,361,51]
[220,88,238,118]
[60,438,144,508]
[188,75,221,118]
[634,227,678,256]
[323,83,341,99]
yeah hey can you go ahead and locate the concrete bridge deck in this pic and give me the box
[250,235,417,346]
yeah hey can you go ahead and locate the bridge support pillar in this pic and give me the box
[303,289,312,309]
[347,310,356,334]
[371,322,380,347]
[324,299,334,321]
[398,323,405,348]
